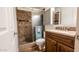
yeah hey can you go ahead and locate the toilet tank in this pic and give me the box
[35,26,43,40]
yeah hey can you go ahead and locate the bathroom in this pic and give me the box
[0,7,79,52]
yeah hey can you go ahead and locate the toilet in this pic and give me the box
[35,26,45,51]
[36,38,45,51]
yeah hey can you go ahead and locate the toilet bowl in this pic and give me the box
[35,38,45,51]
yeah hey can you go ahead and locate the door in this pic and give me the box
[0,7,18,52]
[46,38,57,52]
[57,43,74,52]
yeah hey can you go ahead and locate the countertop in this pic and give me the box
[45,29,76,37]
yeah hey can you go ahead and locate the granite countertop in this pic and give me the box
[45,29,76,37]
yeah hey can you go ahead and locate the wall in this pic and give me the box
[32,12,43,41]
[74,7,79,52]
[60,7,77,27]
[43,8,55,25]
[44,8,55,30]
[17,10,32,44]
[32,14,42,27]
[43,9,51,25]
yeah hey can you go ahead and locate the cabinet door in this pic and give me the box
[46,38,57,52]
[57,43,74,52]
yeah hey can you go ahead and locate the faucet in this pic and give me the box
[63,26,70,31]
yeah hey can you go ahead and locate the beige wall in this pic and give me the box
[43,9,51,25]
[60,7,77,27]
[74,7,79,52]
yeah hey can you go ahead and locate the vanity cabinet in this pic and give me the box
[45,31,75,52]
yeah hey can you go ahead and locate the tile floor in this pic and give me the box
[19,42,45,52]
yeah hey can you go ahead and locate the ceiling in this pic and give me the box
[31,7,45,10]
[17,7,51,15]
[17,7,44,12]
[17,7,50,12]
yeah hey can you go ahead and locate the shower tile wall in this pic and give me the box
[16,10,33,45]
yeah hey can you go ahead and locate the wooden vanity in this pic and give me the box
[45,30,76,52]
